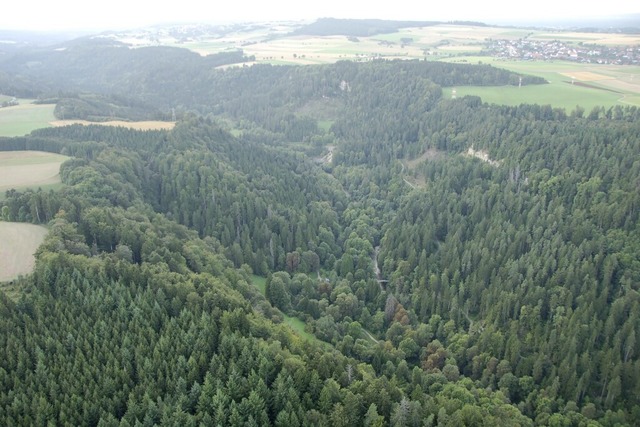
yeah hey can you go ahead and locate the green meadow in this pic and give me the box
[251,274,267,294]
[443,57,640,111]
[0,100,56,137]
[447,82,624,112]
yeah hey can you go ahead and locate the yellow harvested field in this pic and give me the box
[0,222,48,282]
[50,120,176,131]
[560,71,614,82]
[0,151,68,192]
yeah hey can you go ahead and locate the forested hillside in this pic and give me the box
[0,42,638,426]
[0,39,544,120]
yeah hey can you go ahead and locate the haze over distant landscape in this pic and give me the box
[2,0,639,31]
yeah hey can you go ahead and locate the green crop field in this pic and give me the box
[0,100,56,137]
[447,82,624,112]
[443,57,640,111]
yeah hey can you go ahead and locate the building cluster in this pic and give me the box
[485,39,640,65]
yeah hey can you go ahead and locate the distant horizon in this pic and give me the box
[1,0,639,32]
[0,14,639,37]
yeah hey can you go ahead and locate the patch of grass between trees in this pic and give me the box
[251,275,319,343]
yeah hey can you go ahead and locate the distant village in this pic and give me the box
[484,38,640,65]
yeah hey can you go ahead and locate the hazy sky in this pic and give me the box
[2,0,638,31]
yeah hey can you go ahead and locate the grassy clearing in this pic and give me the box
[0,151,69,194]
[251,274,267,294]
[0,222,48,282]
[250,274,321,344]
[317,120,334,132]
[282,314,317,341]
[0,101,56,137]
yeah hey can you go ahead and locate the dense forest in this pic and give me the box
[0,40,639,426]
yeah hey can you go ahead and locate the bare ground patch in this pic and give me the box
[465,147,501,167]
[0,222,48,282]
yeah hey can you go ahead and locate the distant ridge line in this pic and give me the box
[291,18,444,37]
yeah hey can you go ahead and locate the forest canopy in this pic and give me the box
[0,40,638,426]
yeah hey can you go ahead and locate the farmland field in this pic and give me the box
[120,22,640,67]
[0,100,56,137]
[158,24,542,64]
[0,222,48,282]
[443,57,640,111]
[0,151,69,195]
[50,120,176,131]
